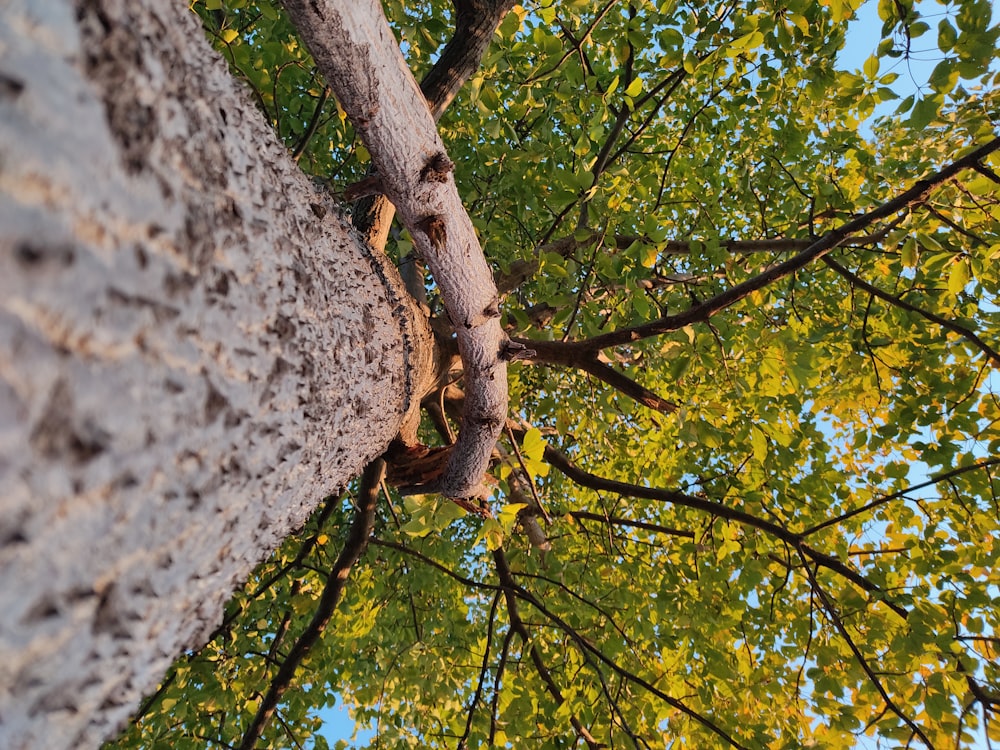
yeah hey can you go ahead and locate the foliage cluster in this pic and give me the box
[112,0,1000,747]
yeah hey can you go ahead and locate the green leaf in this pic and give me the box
[863,55,880,79]
[908,95,940,128]
[478,518,504,551]
[928,60,957,94]
[937,18,959,51]
[432,500,467,530]
[750,426,768,464]
[947,258,970,295]
[521,427,546,463]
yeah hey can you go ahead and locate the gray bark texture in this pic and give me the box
[0,1,432,748]
[285,0,509,499]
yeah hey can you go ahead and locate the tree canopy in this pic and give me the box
[108,0,1000,747]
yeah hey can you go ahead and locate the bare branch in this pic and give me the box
[353,0,515,248]
[569,510,694,539]
[291,85,330,162]
[973,161,1000,185]
[525,0,621,84]
[371,538,500,592]
[495,231,897,297]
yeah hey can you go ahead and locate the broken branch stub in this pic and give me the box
[282,0,508,499]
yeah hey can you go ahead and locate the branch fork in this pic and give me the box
[283,0,509,498]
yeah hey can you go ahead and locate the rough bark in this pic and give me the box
[0,1,433,748]
[351,0,516,249]
[284,0,509,498]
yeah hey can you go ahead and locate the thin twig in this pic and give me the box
[527,137,1000,354]
[493,548,604,748]
[505,424,552,523]
[795,545,935,749]
[544,444,909,619]
[457,590,502,749]
[292,85,330,162]
[822,256,1000,364]
[802,456,1000,536]
[508,572,749,748]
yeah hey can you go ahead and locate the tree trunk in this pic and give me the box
[0,1,433,748]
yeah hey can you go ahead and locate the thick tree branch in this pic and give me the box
[422,0,517,119]
[283,0,508,498]
[237,460,383,750]
[519,137,1000,355]
[352,0,515,249]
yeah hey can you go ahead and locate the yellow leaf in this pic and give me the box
[948,258,970,295]
[521,428,546,463]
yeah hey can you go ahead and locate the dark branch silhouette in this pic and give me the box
[457,590,502,750]
[569,510,694,539]
[519,137,1000,355]
[525,353,679,414]
[492,548,604,748]
[796,546,934,749]
[237,459,384,750]
[822,256,1000,365]
[506,569,750,749]
[544,444,909,619]
[802,456,1000,536]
